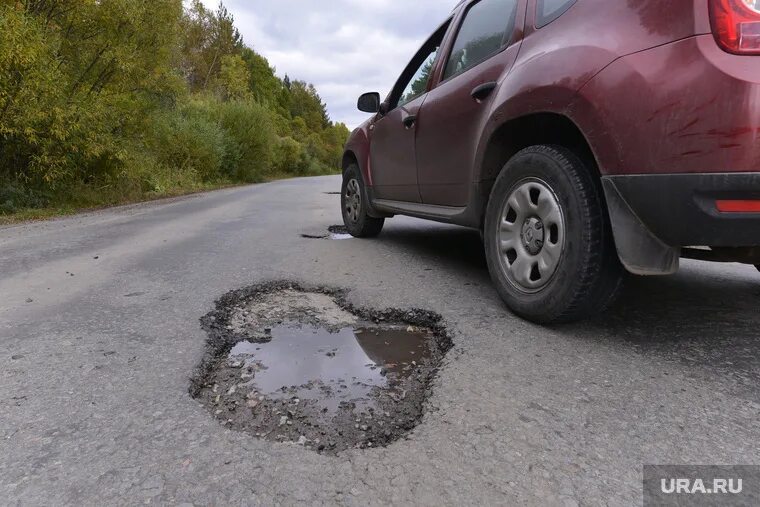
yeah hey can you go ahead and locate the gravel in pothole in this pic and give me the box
[190,282,451,454]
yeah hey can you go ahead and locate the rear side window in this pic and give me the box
[442,0,519,81]
[536,0,576,28]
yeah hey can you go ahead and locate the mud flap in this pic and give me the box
[602,178,680,276]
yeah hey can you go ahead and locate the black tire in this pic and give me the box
[484,145,624,324]
[341,164,384,238]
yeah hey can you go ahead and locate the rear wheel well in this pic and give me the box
[480,114,600,207]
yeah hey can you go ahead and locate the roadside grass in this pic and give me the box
[0,171,334,226]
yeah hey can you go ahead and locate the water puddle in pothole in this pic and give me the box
[228,324,431,413]
[191,283,451,454]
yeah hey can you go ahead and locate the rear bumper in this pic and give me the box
[606,172,760,247]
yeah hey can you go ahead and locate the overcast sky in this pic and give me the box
[199,1,453,128]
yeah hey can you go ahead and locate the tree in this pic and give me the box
[240,48,281,105]
[287,80,329,131]
[180,1,243,92]
[320,123,351,168]
[217,54,250,100]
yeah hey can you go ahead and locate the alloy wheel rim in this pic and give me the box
[496,178,566,293]
[345,179,361,223]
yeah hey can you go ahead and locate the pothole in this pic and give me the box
[323,191,341,195]
[327,225,352,240]
[301,225,353,240]
[327,225,349,235]
[190,281,451,454]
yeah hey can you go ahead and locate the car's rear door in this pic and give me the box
[415,0,526,206]
[369,21,451,203]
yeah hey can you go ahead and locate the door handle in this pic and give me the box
[402,115,417,129]
[471,81,498,102]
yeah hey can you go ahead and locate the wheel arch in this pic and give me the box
[341,148,388,220]
[477,112,600,192]
[343,126,372,186]
[471,112,601,227]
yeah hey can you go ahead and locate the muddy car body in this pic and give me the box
[341,0,760,323]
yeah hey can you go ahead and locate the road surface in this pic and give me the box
[1,176,759,505]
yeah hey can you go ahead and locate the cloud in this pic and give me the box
[199,0,453,128]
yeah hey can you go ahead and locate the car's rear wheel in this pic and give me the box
[342,164,384,238]
[484,145,624,324]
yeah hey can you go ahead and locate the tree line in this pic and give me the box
[0,0,350,216]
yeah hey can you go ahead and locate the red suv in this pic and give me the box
[341,0,760,324]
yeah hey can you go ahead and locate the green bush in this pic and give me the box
[215,100,276,182]
[150,107,227,182]
[0,183,50,214]
[273,136,310,175]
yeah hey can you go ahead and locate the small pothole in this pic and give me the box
[323,191,341,195]
[327,225,352,240]
[301,225,353,240]
[327,225,349,235]
[190,281,451,454]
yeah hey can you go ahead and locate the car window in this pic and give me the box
[398,48,440,108]
[442,0,518,81]
[391,20,450,109]
[536,0,576,28]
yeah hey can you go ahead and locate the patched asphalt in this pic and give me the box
[1,176,759,505]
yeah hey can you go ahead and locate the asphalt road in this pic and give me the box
[1,176,759,505]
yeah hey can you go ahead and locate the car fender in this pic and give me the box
[343,125,373,186]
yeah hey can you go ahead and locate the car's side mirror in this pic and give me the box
[358,92,381,113]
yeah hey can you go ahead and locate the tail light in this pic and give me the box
[709,0,760,54]
[716,199,760,212]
